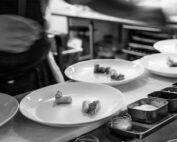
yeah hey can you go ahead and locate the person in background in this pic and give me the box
[0,0,64,96]
[64,0,177,27]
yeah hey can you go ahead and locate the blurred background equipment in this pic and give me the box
[94,35,117,59]
[48,33,83,74]
[121,25,174,60]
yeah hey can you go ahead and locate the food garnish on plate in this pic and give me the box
[110,69,125,81]
[55,90,72,104]
[82,100,101,116]
[167,57,177,67]
[94,64,125,81]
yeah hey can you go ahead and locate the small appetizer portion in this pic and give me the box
[93,64,125,81]
[110,70,125,81]
[167,57,177,67]
[55,96,72,104]
[109,112,132,131]
[82,100,101,116]
[94,64,111,74]
[55,90,72,105]
[55,90,63,99]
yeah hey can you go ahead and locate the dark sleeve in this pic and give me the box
[25,0,46,27]
[0,0,19,14]
[0,0,46,27]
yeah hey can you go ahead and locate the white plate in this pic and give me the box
[141,53,177,78]
[64,59,144,86]
[0,93,19,126]
[20,82,124,127]
[153,39,177,53]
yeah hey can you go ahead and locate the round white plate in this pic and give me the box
[0,93,19,126]
[153,39,177,53]
[64,59,144,86]
[19,82,124,127]
[141,53,177,78]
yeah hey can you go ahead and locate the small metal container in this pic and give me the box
[162,87,177,93]
[127,98,168,124]
[148,90,177,112]
[172,82,177,87]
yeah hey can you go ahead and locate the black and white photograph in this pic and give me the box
[0,0,177,142]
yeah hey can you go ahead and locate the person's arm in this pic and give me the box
[40,0,49,15]
[64,0,167,27]
[47,51,65,83]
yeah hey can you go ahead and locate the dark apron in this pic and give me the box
[0,32,55,96]
[0,0,55,95]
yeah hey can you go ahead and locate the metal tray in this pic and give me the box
[108,113,177,139]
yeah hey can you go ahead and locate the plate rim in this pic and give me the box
[19,82,125,127]
[0,93,19,127]
[141,53,177,77]
[153,39,177,53]
[64,59,144,86]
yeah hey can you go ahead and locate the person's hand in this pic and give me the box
[0,15,42,53]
